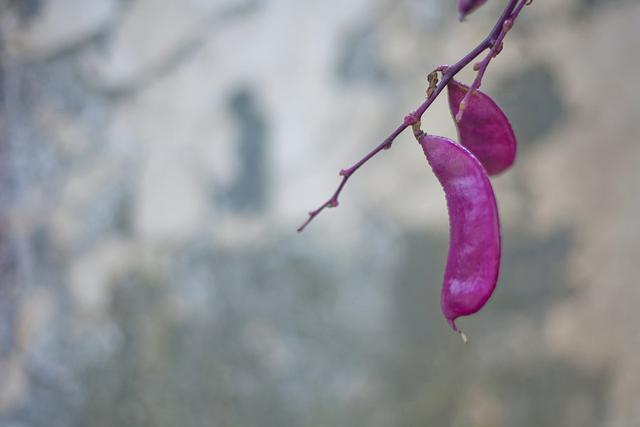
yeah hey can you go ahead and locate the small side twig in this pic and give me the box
[456,0,529,121]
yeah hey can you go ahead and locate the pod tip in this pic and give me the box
[448,318,469,343]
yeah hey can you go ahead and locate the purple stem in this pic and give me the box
[456,0,528,121]
[297,0,522,233]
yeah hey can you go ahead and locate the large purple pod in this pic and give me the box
[420,134,501,331]
[448,79,516,176]
[457,0,487,20]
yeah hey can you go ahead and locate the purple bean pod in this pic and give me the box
[419,133,501,331]
[457,0,488,20]
[447,79,517,175]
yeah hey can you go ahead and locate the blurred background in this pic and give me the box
[0,0,639,426]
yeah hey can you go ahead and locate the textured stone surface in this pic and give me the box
[5,0,118,59]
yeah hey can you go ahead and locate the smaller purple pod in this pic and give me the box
[447,79,517,176]
[420,134,501,331]
[457,0,488,20]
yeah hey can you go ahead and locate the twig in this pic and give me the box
[298,0,524,232]
[456,0,529,121]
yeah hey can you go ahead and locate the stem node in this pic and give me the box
[403,113,419,126]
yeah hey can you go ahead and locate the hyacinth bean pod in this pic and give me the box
[419,134,501,331]
[447,79,517,175]
[457,0,488,20]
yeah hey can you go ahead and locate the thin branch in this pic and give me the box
[298,0,521,232]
